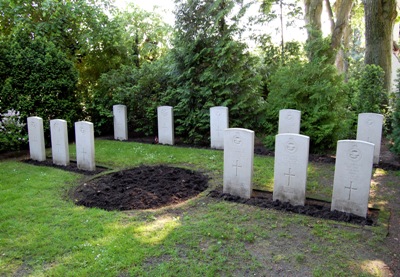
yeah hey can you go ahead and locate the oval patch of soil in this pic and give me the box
[73,165,209,211]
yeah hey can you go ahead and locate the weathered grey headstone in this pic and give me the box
[50,119,70,166]
[223,128,254,199]
[75,121,96,171]
[27,116,46,161]
[278,109,301,134]
[157,106,174,145]
[113,104,128,141]
[331,140,374,218]
[356,113,383,164]
[210,106,229,149]
[273,133,310,206]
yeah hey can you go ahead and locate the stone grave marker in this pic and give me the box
[273,133,310,206]
[50,119,70,166]
[157,106,174,145]
[223,128,254,199]
[27,116,46,161]
[210,106,229,149]
[356,113,383,164]
[331,140,374,218]
[113,104,128,141]
[75,121,96,171]
[278,109,301,134]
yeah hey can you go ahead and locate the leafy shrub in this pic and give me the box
[0,31,80,140]
[0,109,28,152]
[89,57,171,136]
[168,35,264,145]
[354,64,388,115]
[263,57,351,152]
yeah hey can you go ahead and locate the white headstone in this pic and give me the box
[27,116,46,162]
[273,133,310,206]
[113,104,128,141]
[356,113,383,164]
[210,106,229,149]
[50,119,70,166]
[75,121,96,171]
[223,128,254,199]
[157,106,174,145]
[278,109,301,134]
[331,140,374,218]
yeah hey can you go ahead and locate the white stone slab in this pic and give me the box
[75,121,96,171]
[50,119,70,166]
[331,140,374,218]
[210,106,229,149]
[27,116,46,161]
[157,106,174,145]
[113,104,128,141]
[356,113,383,164]
[273,133,310,206]
[223,128,254,199]
[278,109,301,134]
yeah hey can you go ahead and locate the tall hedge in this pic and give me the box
[0,32,79,138]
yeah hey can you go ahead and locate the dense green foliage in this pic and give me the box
[169,0,264,144]
[1,0,399,154]
[263,37,351,152]
[83,6,172,135]
[353,64,388,115]
[89,58,172,136]
[0,32,79,138]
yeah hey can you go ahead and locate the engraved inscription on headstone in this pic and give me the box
[278,109,301,134]
[331,140,374,218]
[27,116,46,161]
[210,106,229,149]
[50,119,70,166]
[113,104,128,141]
[223,128,254,199]
[356,113,383,164]
[75,121,96,171]
[157,106,174,145]
[273,134,309,206]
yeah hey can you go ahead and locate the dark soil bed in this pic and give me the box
[72,165,209,211]
[23,159,108,175]
[208,189,378,226]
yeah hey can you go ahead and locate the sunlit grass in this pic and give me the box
[0,139,396,276]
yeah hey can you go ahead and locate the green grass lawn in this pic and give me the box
[0,139,396,276]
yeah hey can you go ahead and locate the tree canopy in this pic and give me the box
[0,0,399,153]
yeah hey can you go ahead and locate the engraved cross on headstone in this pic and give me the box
[344,181,357,201]
[232,160,242,176]
[284,168,295,186]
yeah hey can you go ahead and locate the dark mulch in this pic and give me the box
[23,159,108,175]
[72,165,209,211]
[208,189,377,226]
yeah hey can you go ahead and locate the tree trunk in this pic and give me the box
[304,0,323,41]
[330,0,353,51]
[364,0,397,92]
